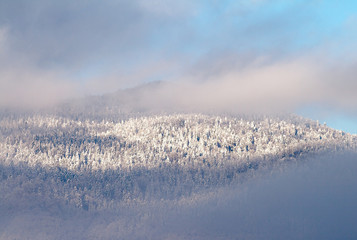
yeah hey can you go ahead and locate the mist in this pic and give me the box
[1,152,357,239]
[1,0,357,121]
[1,2,357,239]
[84,54,357,118]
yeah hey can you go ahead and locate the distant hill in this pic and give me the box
[52,81,179,121]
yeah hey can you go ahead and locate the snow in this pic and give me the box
[0,112,356,238]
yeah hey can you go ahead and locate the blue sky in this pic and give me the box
[298,105,357,134]
[0,0,356,132]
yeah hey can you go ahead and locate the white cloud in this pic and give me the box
[120,52,357,115]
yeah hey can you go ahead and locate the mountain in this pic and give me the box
[1,87,357,239]
[1,111,356,210]
[51,81,179,121]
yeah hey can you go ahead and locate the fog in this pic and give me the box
[128,56,357,115]
[1,2,357,238]
[1,152,357,239]
[1,0,357,119]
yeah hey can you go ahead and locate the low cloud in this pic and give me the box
[0,68,77,109]
[1,153,357,239]
[122,52,357,115]
[0,0,356,115]
[0,26,78,109]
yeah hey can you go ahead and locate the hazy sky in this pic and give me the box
[0,0,357,132]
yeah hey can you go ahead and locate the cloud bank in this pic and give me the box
[0,0,357,115]
[1,153,357,239]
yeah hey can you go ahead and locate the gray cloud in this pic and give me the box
[0,26,78,108]
[0,0,193,108]
[0,1,152,68]
[0,0,357,115]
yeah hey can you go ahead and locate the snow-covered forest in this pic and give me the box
[1,113,356,210]
[1,114,356,171]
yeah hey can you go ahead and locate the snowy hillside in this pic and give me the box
[1,114,356,171]
[0,113,356,210]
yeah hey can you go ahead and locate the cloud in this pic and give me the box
[0,68,77,109]
[0,26,8,53]
[136,0,198,17]
[82,58,181,95]
[0,26,78,109]
[2,153,357,239]
[0,0,357,114]
[182,56,320,113]
[0,0,191,108]
[126,52,357,115]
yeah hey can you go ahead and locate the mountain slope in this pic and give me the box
[1,113,356,171]
[1,113,356,209]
